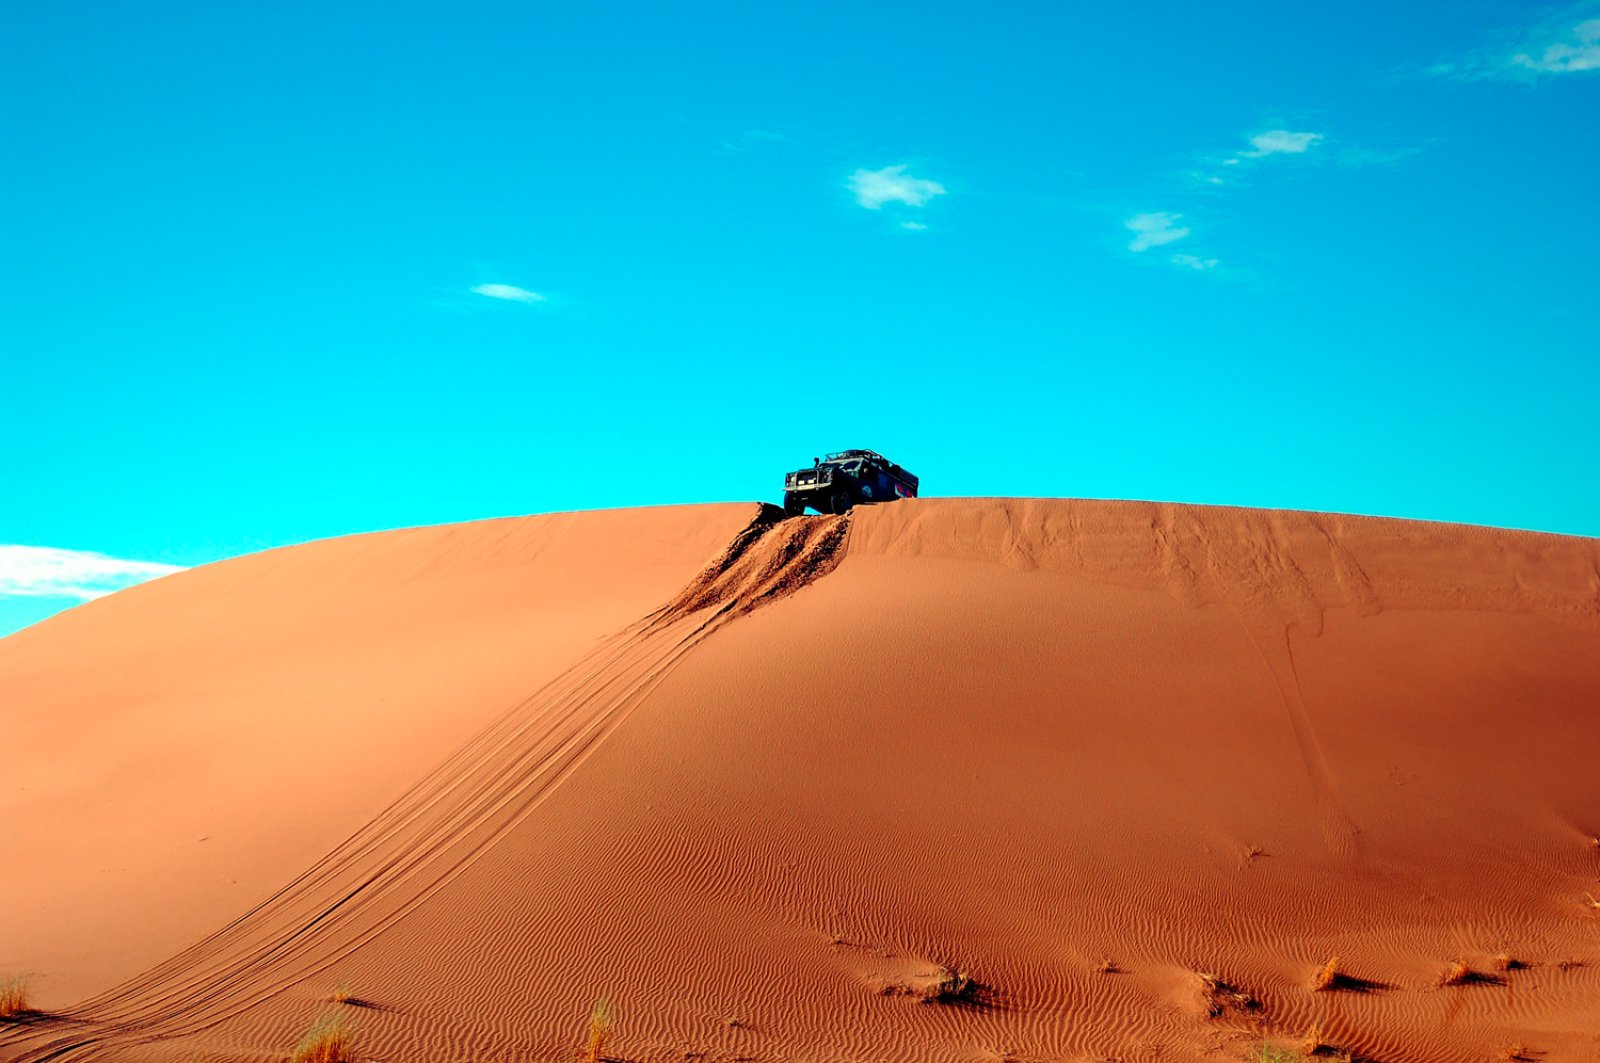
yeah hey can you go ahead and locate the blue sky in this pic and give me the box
[3,0,1598,636]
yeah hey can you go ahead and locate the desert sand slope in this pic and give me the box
[0,505,756,1003]
[3,498,1599,1063]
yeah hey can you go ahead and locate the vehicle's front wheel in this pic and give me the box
[831,492,853,514]
[783,492,806,518]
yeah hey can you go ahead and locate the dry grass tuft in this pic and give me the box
[1096,958,1121,974]
[876,964,987,1006]
[1493,952,1529,972]
[1433,954,1504,986]
[922,965,976,1004]
[1196,971,1260,1017]
[1305,956,1390,996]
[580,999,613,1063]
[289,1011,356,1063]
[1501,1043,1537,1062]
[1297,1023,1362,1060]
[1435,957,1507,987]
[0,975,30,1021]
[1250,1044,1308,1062]
[1311,956,1342,992]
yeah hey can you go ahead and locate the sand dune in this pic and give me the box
[3,498,1598,1062]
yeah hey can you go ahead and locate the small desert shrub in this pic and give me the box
[1438,959,1475,986]
[877,965,984,1005]
[289,1010,356,1063]
[580,999,612,1063]
[1196,971,1260,1017]
[0,974,29,1020]
[922,965,976,1004]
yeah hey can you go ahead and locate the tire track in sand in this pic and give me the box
[1,504,849,1063]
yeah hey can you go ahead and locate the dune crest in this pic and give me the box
[3,499,1598,1063]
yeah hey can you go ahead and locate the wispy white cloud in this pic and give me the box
[900,221,928,231]
[848,165,946,210]
[1239,129,1324,158]
[1124,119,1387,271]
[471,283,547,304]
[1426,4,1600,79]
[1125,212,1190,252]
[0,546,185,601]
[1124,215,1220,271]
[1199,128,1328,184]
[1514,16,1600,72]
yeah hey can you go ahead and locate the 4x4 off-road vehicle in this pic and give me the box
[783,450,919,516]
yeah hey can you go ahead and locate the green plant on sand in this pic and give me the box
[1249,1044,1308,1063]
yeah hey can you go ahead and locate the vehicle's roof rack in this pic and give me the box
[819,449,918,489]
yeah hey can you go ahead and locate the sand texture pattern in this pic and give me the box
[3,498,1599,1062]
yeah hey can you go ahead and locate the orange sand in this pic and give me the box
[3,499,1598,1062]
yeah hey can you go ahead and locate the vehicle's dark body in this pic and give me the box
[782,450,919,516]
